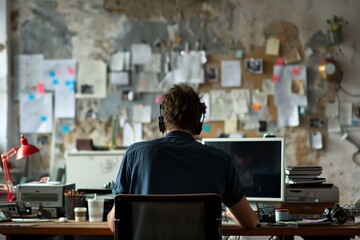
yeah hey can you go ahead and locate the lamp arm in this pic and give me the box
[1,148,18,163]
[1,148,18,202]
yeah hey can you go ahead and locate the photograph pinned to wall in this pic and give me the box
[206,65,219,82]
[291,79,305,95]
[245,58,263,74]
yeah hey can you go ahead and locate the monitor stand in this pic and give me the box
[249,202,259,212]
[249,202,276,223]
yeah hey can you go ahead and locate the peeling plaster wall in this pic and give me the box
[8,0,360,205]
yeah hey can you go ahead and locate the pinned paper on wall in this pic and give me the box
[77,60,107,98]
[265,37,280,56]
[43,59,76,91]
[143,53,162,73]
[277,104,299,127]
[327,117,341,133]
[174,51,204,84]
[132,105,152,123]
[14,54,44,97]
[325,103,339,117]
[167,24,179,42]
[252,90,268,109]
[262,79,275,95]
[20,92,53,133]
[123,122,143,147]
[54,88,75,118]
[339,102,353,126]
[137,72,159,92]
[110,52,125,71]
[210,89,250,121]
[224,118,238,134]
[131,44,152,65]
[273,65,307,127]
[109,72,129,86]
[221,60,241,87]
[274,65,308,107]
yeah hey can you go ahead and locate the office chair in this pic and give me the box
[114,193,222,240]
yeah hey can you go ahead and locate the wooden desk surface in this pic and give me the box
[0,220,359,237]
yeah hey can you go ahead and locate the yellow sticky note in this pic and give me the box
[224,118,238,134]
[266,37,280,56]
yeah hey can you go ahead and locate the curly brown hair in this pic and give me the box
[162,84,207,135]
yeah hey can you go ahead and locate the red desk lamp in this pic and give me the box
[1,135,39,202]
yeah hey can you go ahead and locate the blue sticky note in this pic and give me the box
[65,80,72,86]
[62,125,70,133]
[40,116,47,122]
[68,86,74,92]
[235,49,243,58]
[53,79,59,85]
[49,71,56,77]
[28,94,35,101]
[203,125,211,132]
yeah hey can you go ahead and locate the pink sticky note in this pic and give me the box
[272,75,279,82]
[155,95,163,104]
[37,82,45,94]
[292,68,300,75]
[276,58,284,66]
[68,67,75,75]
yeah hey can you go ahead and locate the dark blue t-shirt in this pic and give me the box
[112,131,245,207]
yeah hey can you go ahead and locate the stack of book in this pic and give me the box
[285,166,326,185]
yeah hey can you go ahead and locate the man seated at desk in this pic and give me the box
[107,83,258,232]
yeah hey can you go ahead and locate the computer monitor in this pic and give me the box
[202,137,285,203]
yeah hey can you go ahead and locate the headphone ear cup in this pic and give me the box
[194,122,203,135]
[158,116,165,134]
[331,207,348,224]
[323,206,348,224]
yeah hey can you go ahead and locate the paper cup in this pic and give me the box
[74,207,87,222]
[87,199,104,222]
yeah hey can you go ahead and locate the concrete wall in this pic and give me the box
[7,0,360,206]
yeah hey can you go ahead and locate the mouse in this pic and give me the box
[59,217,68,223]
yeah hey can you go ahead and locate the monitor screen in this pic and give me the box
[202,137,285,202]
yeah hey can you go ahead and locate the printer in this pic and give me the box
[17,182,75,218]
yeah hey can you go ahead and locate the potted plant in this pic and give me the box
[326,15,348,45]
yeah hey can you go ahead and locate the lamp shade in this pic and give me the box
[15,135,40,160]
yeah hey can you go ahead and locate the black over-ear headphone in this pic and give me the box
[323,204,348,224]
[158,104,165,134]
[158,104,205,135]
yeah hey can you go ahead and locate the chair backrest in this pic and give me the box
[114,193,222,240]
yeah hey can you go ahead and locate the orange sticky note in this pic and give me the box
[252,104,261,111]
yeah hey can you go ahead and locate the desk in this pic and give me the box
[0,220,359,240]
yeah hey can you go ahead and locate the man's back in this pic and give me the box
[113,131,244,207]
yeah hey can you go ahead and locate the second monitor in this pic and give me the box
[202,137,285,203]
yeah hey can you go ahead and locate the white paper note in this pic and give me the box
[131,44,152,65]
[20,92,53,133]
[221,60,241,87]
[43,59,76,91]
[109,72,129,85]
[123,122,143,147]
[77,60,107,98]
[132,105,152,123]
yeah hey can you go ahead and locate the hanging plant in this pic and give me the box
[326,15,348,45]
